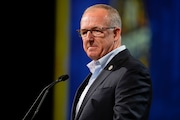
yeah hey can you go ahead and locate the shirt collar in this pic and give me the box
[87,45,126,73]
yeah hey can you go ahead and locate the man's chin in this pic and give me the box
[87,53,99,60]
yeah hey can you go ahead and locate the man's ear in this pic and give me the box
[114,28,121,41]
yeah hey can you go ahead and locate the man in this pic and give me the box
[71,4,152,120]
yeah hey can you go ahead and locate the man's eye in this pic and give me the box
[93,29,102,33]
[81,31,88,35]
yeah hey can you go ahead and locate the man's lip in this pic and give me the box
[88,46,97,48]
[88,46,97,50]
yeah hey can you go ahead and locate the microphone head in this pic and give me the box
[58,74,69,82]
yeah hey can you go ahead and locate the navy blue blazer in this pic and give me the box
[71,49,152,120]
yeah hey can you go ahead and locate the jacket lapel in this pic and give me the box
[75,69,112,119]
[72,73,91,120]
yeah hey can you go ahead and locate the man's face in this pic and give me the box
[80,8,120,60]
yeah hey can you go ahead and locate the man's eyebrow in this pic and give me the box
[81,27,100,30]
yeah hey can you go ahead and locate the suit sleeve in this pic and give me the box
[113,67,152,120]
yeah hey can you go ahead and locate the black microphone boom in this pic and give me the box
[22,74,69,120]
[57,74,69,82]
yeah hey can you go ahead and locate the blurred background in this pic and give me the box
[4,0,180,120]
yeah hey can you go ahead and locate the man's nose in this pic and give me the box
[86,30,94,38]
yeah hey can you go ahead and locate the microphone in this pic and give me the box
[22,74,69,120]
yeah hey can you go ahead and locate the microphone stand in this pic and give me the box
[30,88,49,120]
[22,75,69,120]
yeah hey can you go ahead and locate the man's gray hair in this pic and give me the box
[83,4,122,29]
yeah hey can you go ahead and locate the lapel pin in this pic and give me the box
[108,65,113,71]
